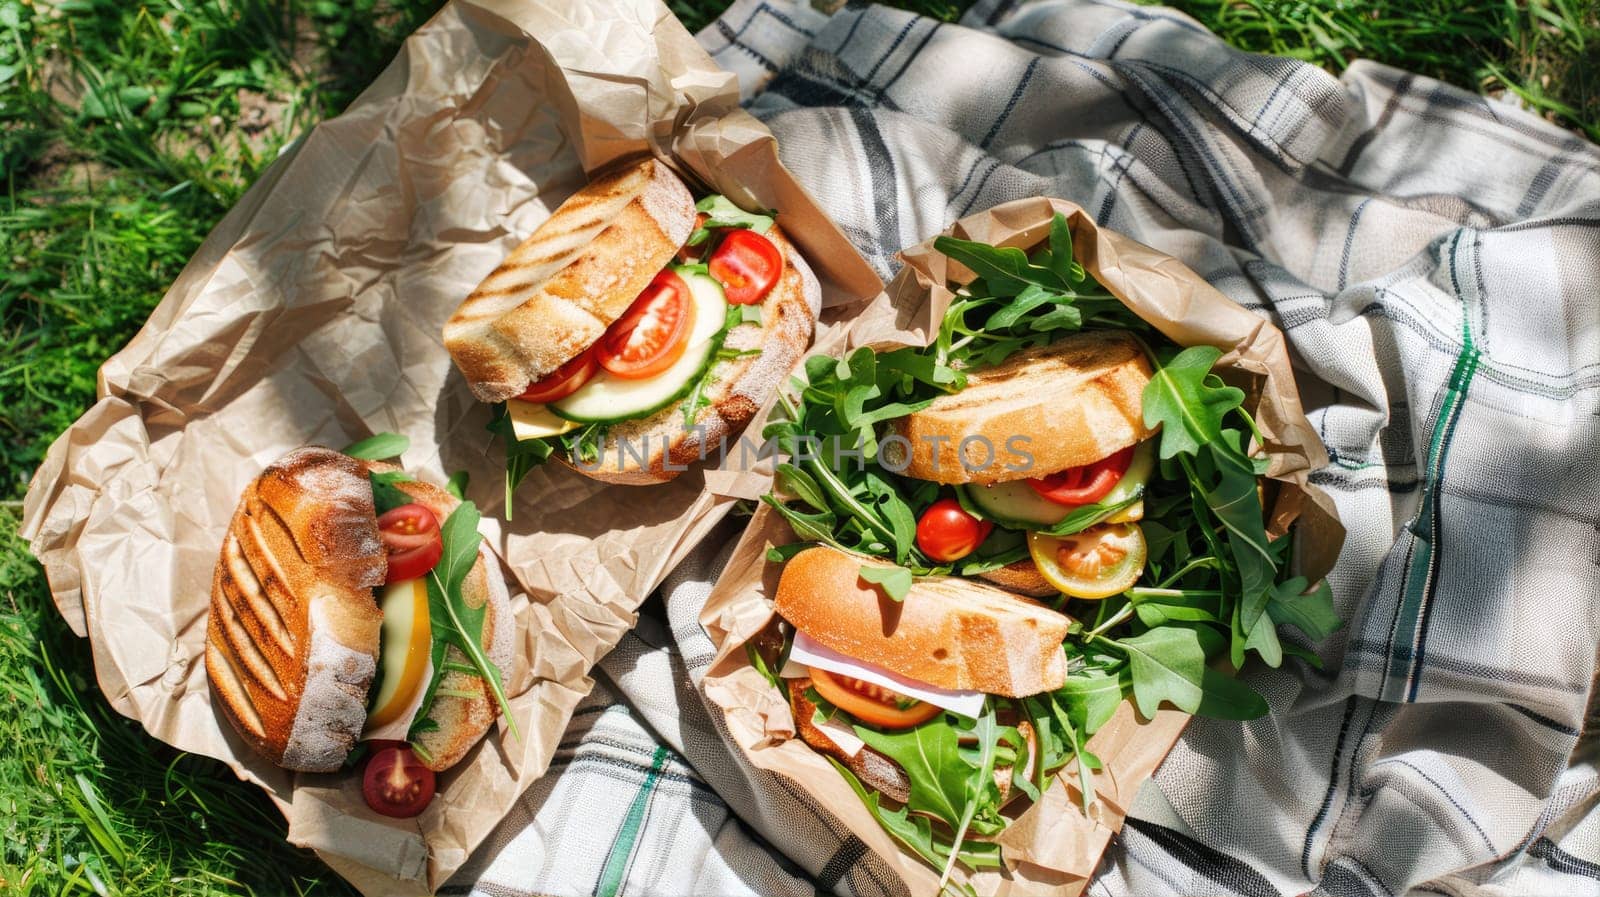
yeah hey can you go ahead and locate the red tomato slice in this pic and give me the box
[1026,446,1136,507]
[361,743,436,818]
[707,229,782,305]
[809,669,942,730]
[518,346,598,403]
[377,503,442,583]
[914,497,994,563]
[595,269,695,380]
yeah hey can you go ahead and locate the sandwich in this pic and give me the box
[444,157,821,490]
[204,439,514,818]
[767,547,1072,808]
[754,211,1340,879]
[885,329,1158,600]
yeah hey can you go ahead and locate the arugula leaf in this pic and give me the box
[344,432,409,461]
[1129,588,1223,627]
[1035,489,1144,536]
[774,463,829,512]
[1114,626,1210,717]
[854,718,970,827]
[932,235,1065,294]
[938,707,1000,889]
[1142,346,1246,460]
[985,283,1056,330]
[408,502,519,742]
[687,194,775,246]
[1054,669,1127,738]
[1044,212,1083,285]
[445,470,469,501]
[765,542,814,564]
[1197,668,1270,719]
[1267,577,1343,642]
[760,494,841,546]
[487,403,555,517]
[368,469,416,515]
[746,641,782,690]
[858,564,914,602]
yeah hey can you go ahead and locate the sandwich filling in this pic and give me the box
[497,195,780,464]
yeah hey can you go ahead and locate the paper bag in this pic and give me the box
[18,1,879,893]
[699,198,1344,896]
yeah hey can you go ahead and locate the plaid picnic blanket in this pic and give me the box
[448,1,1600,895]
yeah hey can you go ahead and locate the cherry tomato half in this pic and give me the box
[707,229,782,306]
[595,269,695,380]
[361,741,436,818]
[915,497,994,563]
[809,669,942,730]
[518,346,598,404]
[1026,446,1136,507]
[377,503,442,583]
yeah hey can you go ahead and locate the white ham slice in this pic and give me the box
[782,631,987,720]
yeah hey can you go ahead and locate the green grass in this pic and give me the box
[0,0,1594,893]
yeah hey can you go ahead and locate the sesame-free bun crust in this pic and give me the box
[884,330,1154,485]
[569,222,820,485]
[204,447,386,772]
[773,547,1072,698]
[445,158,696,403]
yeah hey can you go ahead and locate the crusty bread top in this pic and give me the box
[773,547,1071,698]
[205,447,385,772]
[444,157,696,403]
[571,222,820,485]
[883,330,1154,485]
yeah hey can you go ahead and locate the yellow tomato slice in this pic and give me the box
[367,578,432,729]
[1027,523,1147,600]
[808,669,942,729]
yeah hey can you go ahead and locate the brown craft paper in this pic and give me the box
[18,1,878,894]
[700,198,1344,896]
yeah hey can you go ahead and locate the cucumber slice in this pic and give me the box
[963,440,1155,529]
[550,269,728,424]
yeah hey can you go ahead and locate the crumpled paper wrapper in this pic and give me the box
[700,198,1345,896]
[17,1,878,894]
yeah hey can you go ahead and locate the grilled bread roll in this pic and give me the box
[205,448,513,773]
[575,222,820,485]
[444,157,821,486]
[884,330,1154,485]
[205,447,386,772]
[444,158,697,404]
[774,547,1072,698]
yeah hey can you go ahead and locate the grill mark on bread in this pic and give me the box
[444,158,697,403]
[217,574,299,694]
[207,638,266,737]
[222,533,294,658]
[243,501,305,614]
[213,585,288,701]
